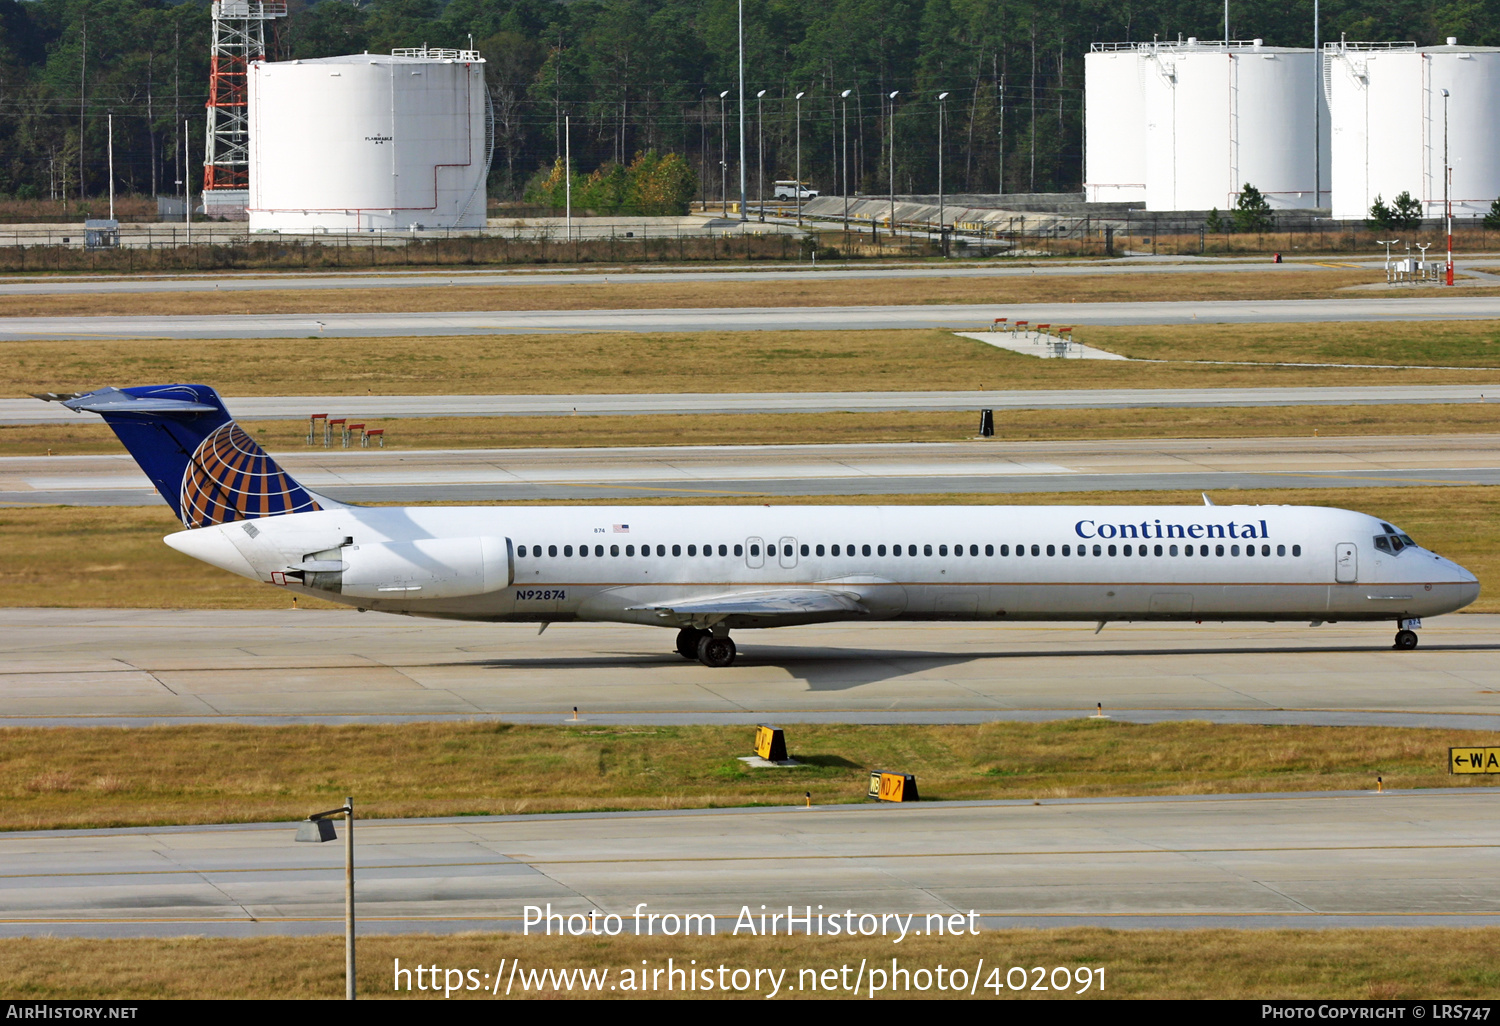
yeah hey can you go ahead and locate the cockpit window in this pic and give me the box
[1374,532,1418,554]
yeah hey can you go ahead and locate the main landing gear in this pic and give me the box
[674,627,737,667]
[1393,618,1422,650]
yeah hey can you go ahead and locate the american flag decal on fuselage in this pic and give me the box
[179,422,322,528]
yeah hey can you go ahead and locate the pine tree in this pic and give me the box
[1232,183,1273,233]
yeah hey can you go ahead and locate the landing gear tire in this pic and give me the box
[675,627,707,659]
[697,635,737,668]
[1394,629,1419,650]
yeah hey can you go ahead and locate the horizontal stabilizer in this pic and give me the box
[38,387,220,416]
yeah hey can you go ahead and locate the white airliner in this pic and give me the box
[40,384,1480,666]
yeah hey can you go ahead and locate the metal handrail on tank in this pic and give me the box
[1323,40,1418,53]
[391,47,482,62]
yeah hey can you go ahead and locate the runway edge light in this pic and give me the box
[754,725,788,762]
[868,770,920,803]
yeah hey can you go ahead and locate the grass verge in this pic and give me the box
[2,720,1496,830]
[0,268,1386,318]
[7,406,1500,457]
[3,929,1498,999]
[9,324,1500,400]
[2,486,1495,611]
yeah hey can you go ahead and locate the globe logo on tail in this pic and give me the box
[179,422,321,528]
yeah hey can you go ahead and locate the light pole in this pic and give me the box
[1443,87,1454,285]
[1377,237,1400,275]
[840,89,851,235]
[296,796,356,1000]
[887,90,899,239]
[183,118,191,244]
[737,0,746,222]
[756,88,766,220]
[564,113,571,241]
[937,91,949,250]
[794,91,805,226]
[1313,0,1321,208]
[107,111,114,222]
[719,90,729,216]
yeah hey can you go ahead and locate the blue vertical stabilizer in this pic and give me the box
[45,384,333,527]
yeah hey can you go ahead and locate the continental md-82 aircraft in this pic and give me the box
[40,384,1480,667]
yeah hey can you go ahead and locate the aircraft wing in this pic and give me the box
[627,589,867,628]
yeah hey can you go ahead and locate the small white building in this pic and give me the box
[1324,39,1500,220]
[248,48,492,233]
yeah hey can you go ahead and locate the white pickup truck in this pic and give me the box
[773,181,818,199]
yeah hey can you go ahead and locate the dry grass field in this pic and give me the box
[1,720,1494,830]
[7,323,1500,401]
[3,928,1498,999]
[2,486,1496,611]
[0,268,1386,318]
[6,406,1500,457]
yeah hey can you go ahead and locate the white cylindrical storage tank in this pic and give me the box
[1326,41,1500,220]
[1142,40,1328,211]
[1084,47,1146,203]
[248,48,491,233]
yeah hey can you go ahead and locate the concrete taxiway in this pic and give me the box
[8,384,1500,427]
[2,610,1495,729]
[6,434,1499,505]
[2,789,1496,937]
[7,296,1500,340]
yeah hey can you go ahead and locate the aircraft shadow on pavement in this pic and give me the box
[457,640,1500,693]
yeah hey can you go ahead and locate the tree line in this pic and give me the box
[0,0,1491,208]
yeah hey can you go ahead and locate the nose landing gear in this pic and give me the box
[1393,618,1422,650]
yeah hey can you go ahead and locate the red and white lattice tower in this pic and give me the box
[202,0,286,219]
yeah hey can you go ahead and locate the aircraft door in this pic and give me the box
[746,537,764,569]
[1335,543,1358,583]
[779,537,798,569]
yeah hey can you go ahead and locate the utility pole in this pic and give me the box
[107,112,114,220]
[564,113,572,241]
